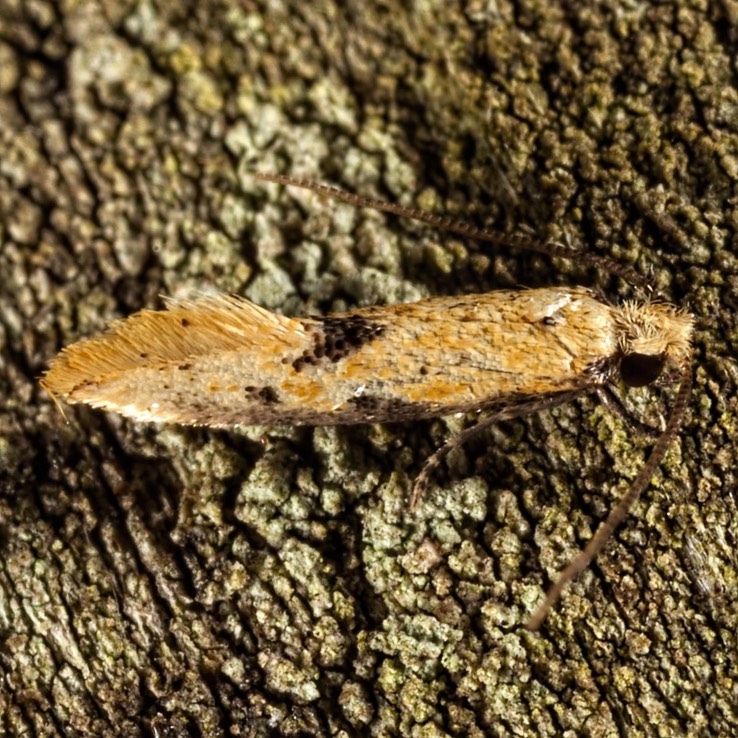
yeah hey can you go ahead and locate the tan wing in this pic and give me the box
[41,294,314,425]
[41,288,623,427]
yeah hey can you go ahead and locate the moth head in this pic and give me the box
[616,301,694,388]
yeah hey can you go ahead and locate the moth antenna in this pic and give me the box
[255,172,694,628]
[525,359,693,630]
[253,172,664,299]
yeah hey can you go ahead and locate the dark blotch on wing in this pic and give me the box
[244,385,280,404]
[292,315,384,371]
[347,393,437,422]
[345,390,561,423]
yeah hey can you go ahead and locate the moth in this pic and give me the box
[41,173,694,629]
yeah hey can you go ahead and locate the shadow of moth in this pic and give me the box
[41,172,694,629]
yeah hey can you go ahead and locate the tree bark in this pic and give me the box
[1,1,736,736]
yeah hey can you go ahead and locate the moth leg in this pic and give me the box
[410,389,587,510]
[596,387,663,439]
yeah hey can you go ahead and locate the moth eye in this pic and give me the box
[620,353,665,387]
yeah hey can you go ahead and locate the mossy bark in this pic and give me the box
[1,1,736,736]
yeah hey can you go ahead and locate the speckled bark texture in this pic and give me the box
[1,1,737,736]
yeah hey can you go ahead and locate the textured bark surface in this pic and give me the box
[1,1,737,736]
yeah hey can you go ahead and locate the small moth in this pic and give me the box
[41,173,694,629]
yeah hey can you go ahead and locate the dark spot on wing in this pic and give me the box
[244,385,280,404]
[347,393,436,422]
[292,315,384,371]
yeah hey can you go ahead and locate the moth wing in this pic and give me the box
[40,294,311,419]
